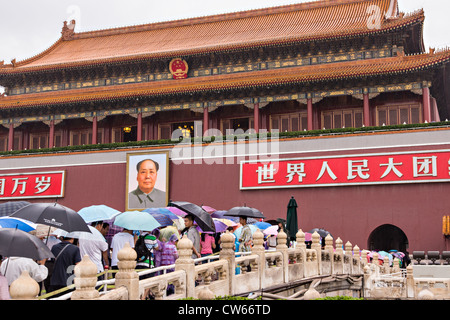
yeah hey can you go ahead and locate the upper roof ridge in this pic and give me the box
[71,0,392,40]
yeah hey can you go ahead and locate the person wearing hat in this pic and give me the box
[161,234,179,272]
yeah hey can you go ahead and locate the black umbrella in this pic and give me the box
[168,201,215,233]
[0,201,31,217]
[286,196,298,241]
[307,228,332,239]
[10,202,91,233]
[225,206,265,219]
[0,228,54,261]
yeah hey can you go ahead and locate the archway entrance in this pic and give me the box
[367,224,409,252]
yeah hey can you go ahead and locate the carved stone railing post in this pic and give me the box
[353,245,361,274]
[72,255,100,300]
[296,229,306,251]
[333,237,344,274]
[9,271,40,300]
[406,265,415,299]
[219,231,235,296]
[115,242,139,300]
[311,231,322,274]
[251,228,265,289]
[175,235,195,298]
[276,228,289,283]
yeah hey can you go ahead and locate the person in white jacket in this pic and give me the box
[0,256,48,286]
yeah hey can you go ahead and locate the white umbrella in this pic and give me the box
[53,225,105,242]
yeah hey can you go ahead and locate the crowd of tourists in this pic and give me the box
[0,210,278,300]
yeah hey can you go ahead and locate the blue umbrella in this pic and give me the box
[234,224,259,239]
[78,205,121,223]
[143,208,179,220]
[114,211,161,231]
[0,217,36,232]
[255,221,271,230]
[143,211,175,227]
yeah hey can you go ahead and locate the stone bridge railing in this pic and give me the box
[8,228,450,300]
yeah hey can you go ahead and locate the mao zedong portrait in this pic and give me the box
[128,159,166,209]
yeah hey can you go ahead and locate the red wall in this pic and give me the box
[2,144,449,253]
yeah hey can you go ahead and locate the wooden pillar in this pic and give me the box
[307,98,313,131]
[49,120,55,148]
[423,87,431,123]
[148,120,155,140]
[203,107,209,136]
[8,123,14,151]
[137,112,143,141]
[253,103,260,133]
[91,116,98,145]
[363,93,370,127]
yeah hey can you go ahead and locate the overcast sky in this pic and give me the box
[0,0,448,63]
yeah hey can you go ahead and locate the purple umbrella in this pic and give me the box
[196,219,228,234]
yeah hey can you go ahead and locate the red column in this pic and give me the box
[49,120,55,148]
[203,107,209,136]
[253,103,260,133]
[7,123,14,151]
[137,113,143,141]
[423,87,431,123]
[363,93,370,127]
[92,116,98,145]
[148,120,155,140]
[307,98,313,131]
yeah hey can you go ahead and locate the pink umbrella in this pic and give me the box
[166,206,187,217]
[305,232,312,242]
[202,206,216,214]
[263,225,278,236]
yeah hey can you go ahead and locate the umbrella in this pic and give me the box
[168,201,215,233]
[201,206,216,213]
[286,196,298,241]
[10,202,91,233]
[0,228,54,261]
[224,216,259,225]
[166,206,188,217]
[0,201,31,217]
[143,207,179,220]
[307,228,332,239]
[234,224,259,239]
[225,206,265,219]
[255,221,271,230]
[53,225,106,242]
[196,219,228,234]
[143,210,176,227]
[78,205,121,223]
[214,218,237,228]
[0,217,36,232]
[114,211,161,231]
[263,225,278,236]
[304,232,313,242]
[211,210,228,218]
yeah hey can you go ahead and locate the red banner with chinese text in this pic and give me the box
[0,171,65,200]
[240,151,450,190]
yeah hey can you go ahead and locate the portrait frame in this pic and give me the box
[126,150,169,211]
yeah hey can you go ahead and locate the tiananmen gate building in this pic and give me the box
[0,0,449,253]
